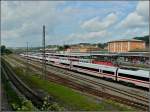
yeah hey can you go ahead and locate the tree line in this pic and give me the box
[1,45,13,55]
[134,35,149,46]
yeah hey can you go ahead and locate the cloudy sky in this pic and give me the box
[1,1,149,47]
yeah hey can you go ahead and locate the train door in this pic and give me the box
[99,69,101,77]
[70,61,72,69]
[99,69,101,73]
[99,68,103,77]
[115,68,119,81]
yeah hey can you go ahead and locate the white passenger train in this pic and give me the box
[20,54,150,88]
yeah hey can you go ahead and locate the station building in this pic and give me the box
[108,39,145,53]
[66,45,101,53]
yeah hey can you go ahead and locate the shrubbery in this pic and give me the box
[12,99,34,111]
[41,96,65,111]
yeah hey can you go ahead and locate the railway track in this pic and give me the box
[48,64,149,102]
[1,58,44,109]
[25,59,149,100]
[9,56,149,111]
[31,62,149,111]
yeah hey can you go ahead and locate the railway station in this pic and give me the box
[1,1,149,111]
[43,52,150,68]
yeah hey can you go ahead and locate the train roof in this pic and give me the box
[53,53,91,57]
[118,52,150,57]
[73,61,118,71]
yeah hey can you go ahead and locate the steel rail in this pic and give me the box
[1,59,44,109]
[9,55,149,110]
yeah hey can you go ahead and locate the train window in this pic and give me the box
[61,63,69,66]
[118,73,149,81]
[103,70,114,75]
[73,65,99,72]
[120,67,138,71]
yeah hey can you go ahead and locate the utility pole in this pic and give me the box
[90,45,92,63]
[148,35,150,112]
[42,25,46,79]
[26,42,29,75]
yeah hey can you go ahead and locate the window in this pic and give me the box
[120,67,138,71]
[61,63,69,66]
[73,65,99,72]
[103,70,114,75]
[118,73,149,81]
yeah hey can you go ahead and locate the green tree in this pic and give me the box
[134,35,149,46]
[1,45,13,55]
[97,43,107,49]
[1,45,6,54]
[64,45,70,49]
[58,46,64,51]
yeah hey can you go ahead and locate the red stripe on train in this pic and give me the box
[118,76,149,84]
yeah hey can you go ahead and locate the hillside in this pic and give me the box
[133,35,149,46]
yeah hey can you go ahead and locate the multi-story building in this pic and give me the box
[66,45,101,53]
[108,39,145,53]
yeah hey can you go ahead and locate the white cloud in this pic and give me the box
[123,28,149,37]
[1,1,64,40]
[65,30,111,44]
[2,1,61,24]
[1,1,148,47]
[81,13,117,31]
[136,1,149,20]
[71,30,108,39]
[116,1,149,29]
[1,30,19,40]
[117,12,146,28]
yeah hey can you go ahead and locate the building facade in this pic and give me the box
[108,39,145,53]
[66,45,101,53]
